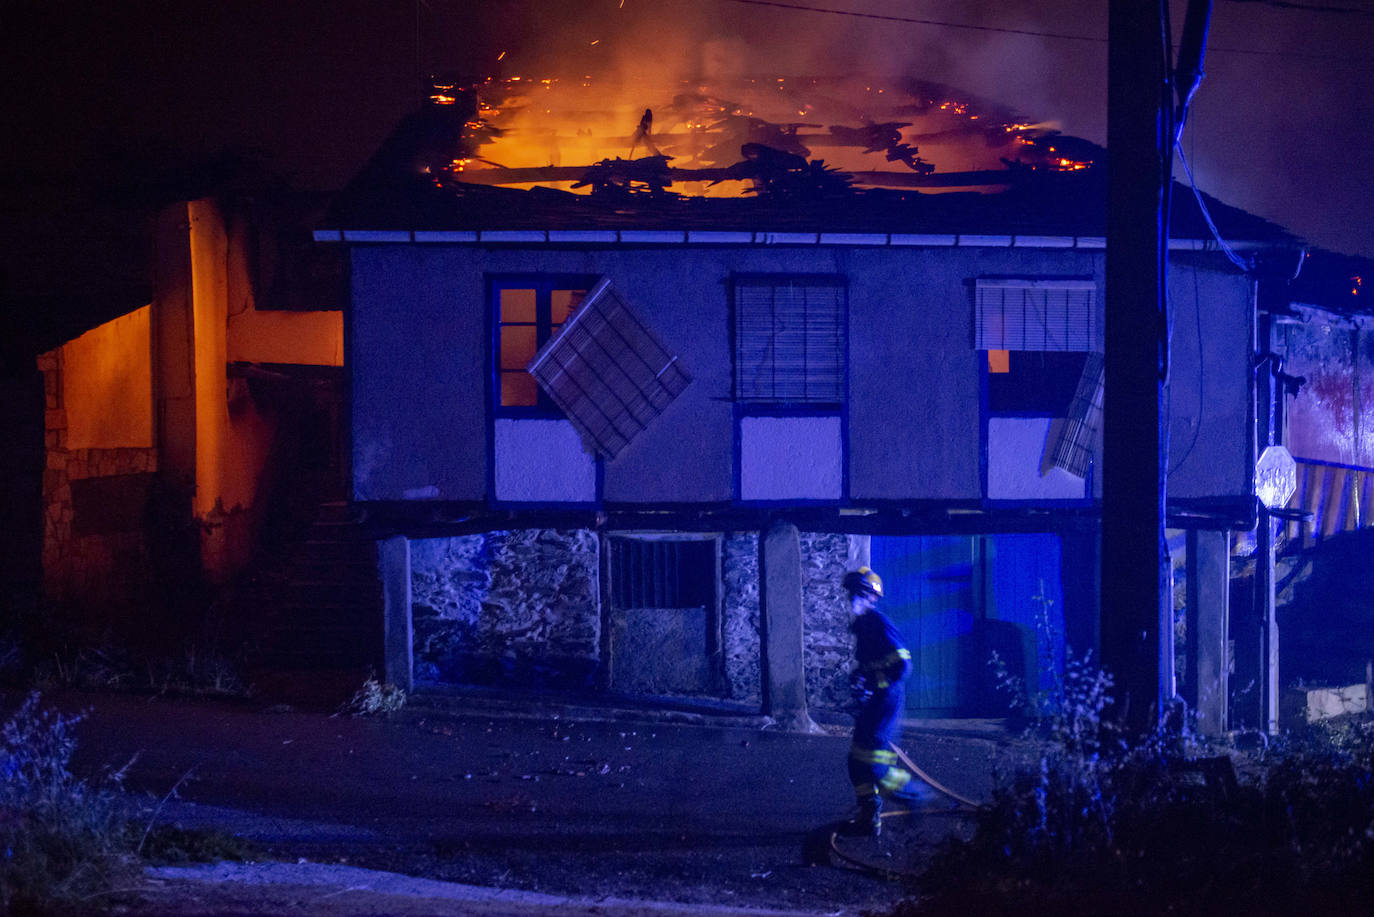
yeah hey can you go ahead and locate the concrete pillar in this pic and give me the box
[760,520,820,733]
[379,535,413,691]
[1185,529,1229,735]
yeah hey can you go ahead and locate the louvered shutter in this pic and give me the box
[1049,351,1105,478]
[975,280,1097,352]
[735,281,844,403]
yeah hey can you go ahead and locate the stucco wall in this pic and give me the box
[1165,258,1256,498]
[349,246,489,502]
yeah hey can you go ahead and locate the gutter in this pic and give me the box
[313,228,1276,252]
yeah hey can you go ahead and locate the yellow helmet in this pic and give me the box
[842,566,883,598]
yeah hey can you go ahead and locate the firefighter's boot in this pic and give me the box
[843,796,882,837]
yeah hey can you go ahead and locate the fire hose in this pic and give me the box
[824,740,981,877]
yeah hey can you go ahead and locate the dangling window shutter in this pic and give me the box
[528,279,690,459]
[975,280,1097,352]
[1049,351,1105,478]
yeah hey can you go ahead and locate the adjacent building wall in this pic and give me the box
[37,334,157,614]
[1282,307,1373,468]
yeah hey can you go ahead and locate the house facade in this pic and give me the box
[317,175,1281,727]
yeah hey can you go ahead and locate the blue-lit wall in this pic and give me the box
[346,243,1251,506]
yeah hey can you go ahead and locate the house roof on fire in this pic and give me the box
[321,102,1296,248]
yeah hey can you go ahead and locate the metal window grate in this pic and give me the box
[1049,351,1105,478]
[975,280,1096,352]
[611,538,715,609]
[735,280,844,403]
[528,279,690,459]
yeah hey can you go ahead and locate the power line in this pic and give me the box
[721,0,1103,43]
[1223,0,1374,17]
[720,0,1371,66]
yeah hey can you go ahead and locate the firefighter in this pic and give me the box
[843,566,934,836]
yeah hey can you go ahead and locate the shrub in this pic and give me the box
[0,693,134,914]
[908,656,1374,917]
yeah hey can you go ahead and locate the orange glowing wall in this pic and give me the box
[61,304,153,450]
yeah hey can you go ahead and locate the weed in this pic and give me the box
[339,674,407,717]
[0,693,134,914]
[909,650,1374,916]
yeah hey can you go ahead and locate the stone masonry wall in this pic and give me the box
[37,349,157,612]
[801,531,854,713]
[721,533,762,705]
[409,527,851,711]
[410,529,601,690]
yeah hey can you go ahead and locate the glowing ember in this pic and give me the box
[437,73,1097,198]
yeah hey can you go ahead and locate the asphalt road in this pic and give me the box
[22,689,1008,915]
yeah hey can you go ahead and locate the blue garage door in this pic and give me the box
[870,534,1066,717]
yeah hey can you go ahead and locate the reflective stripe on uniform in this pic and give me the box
[879,768,913,793]
[849,746,897,765]
[861,648,912,672]
[854,782,878,798]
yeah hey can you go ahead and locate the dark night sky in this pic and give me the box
[2,0,1372,257]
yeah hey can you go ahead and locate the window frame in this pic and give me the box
[488,273,600,418]
[973,275,1099,504]
[729,273,850,504]
[730,273,848,412]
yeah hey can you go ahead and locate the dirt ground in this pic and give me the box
[29,689,1005,915]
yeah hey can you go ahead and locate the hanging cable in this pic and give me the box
[1174,142,1252,272]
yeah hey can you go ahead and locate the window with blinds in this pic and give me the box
[733,277,845,404]
[974,279,1097,352]
[527,279,690,459]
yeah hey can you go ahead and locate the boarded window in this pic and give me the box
[610,538,715,609]
[734,277,845,404]
[974,280,1096,352]
[528,280,690,459]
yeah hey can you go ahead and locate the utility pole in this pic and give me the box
[1102,0,1173,733]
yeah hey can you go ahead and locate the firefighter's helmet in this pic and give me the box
[842,566,884,599]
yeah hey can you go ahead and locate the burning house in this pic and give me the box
[302,71,1351,732]
[26,66,1371,729]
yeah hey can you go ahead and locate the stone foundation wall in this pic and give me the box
[721,533,762,704]
[37,349,157,611]
[409,526,853,712]
[800,532,854,713]
[410,529,601,689]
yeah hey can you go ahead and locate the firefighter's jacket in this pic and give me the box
[850,609,912,748]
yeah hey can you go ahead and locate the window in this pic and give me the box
[526,279,690,459]
[975,278,1101,489]
[733,276,845,405]
[610,538,716,609]
[492,276,595,411]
